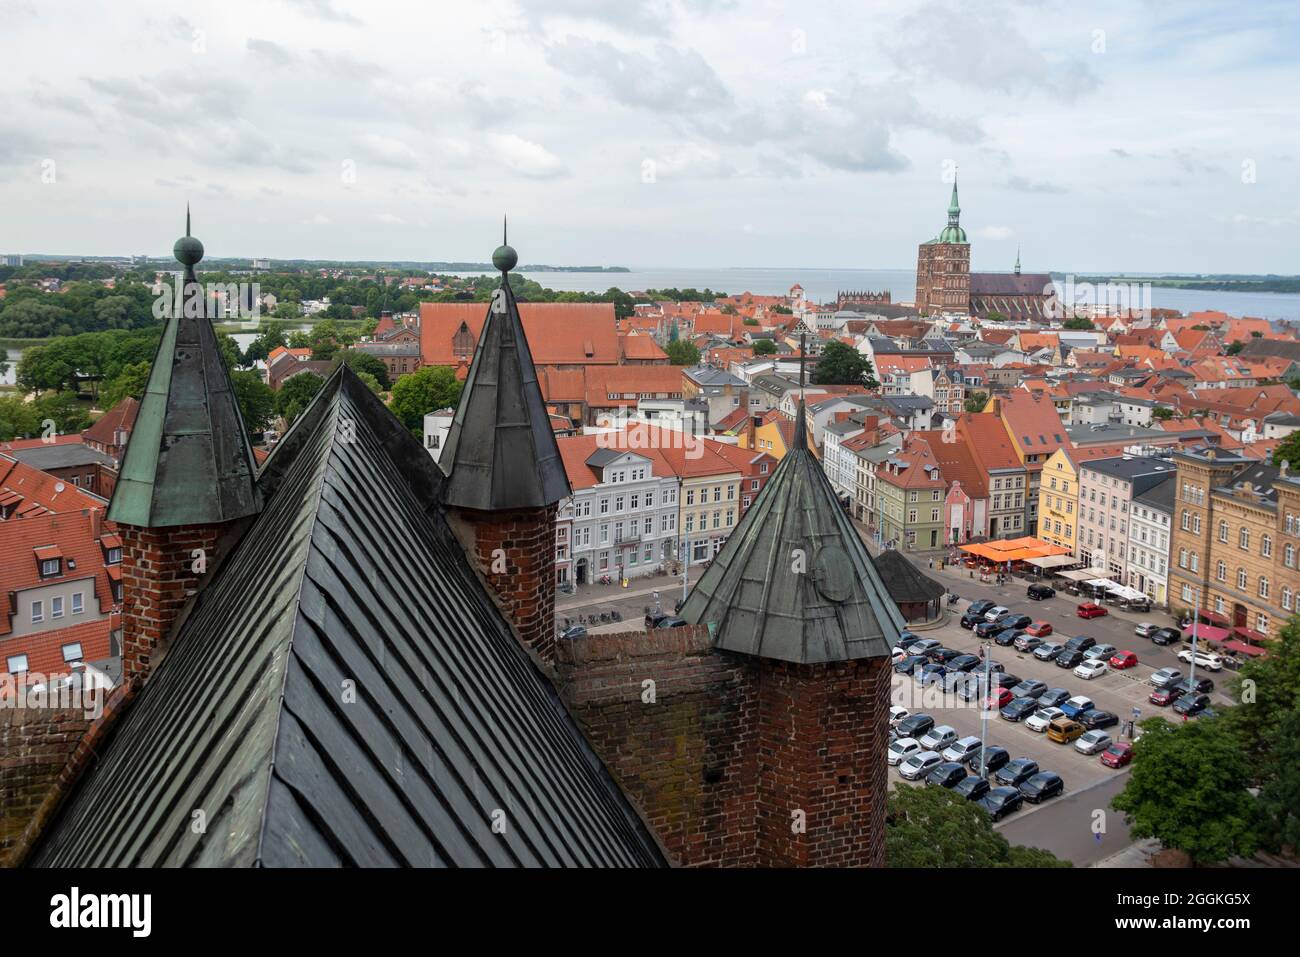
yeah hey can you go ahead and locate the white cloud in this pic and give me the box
[487,133,567,179]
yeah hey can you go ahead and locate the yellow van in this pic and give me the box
[1047,717,1084,744]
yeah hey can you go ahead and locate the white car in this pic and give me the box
[1075,730,1112,755]
[898,750,943,781]
[1025,707,1065,733]
[1177,648,1224,671]
[1074,659,1108,680]
[891,647,909,663]
[919,725,958,752]
[984,605,1010,622]
[887,737,921,766]
[942,735,983,764]
[889,706,911,728]
[1134,622,1158,638]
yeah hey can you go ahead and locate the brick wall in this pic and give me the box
[449,505,558,665]
[119,523,222,683]
[556,627,891,868]
[0,705,92,866]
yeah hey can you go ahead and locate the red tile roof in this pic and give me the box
[0,454,107,517]
[618,331,669,361]
[83,396,139,448]
[420,302,620,366]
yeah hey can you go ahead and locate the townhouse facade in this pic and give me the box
[875,439,947,551]
[1129,479,1174,606]
[1077,456,1177,579]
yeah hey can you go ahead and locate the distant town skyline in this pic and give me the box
[2,0,1299,272]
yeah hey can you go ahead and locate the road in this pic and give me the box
[998,769,1133,865]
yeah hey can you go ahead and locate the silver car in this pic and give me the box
[899,750,943,781]
[942,735,984,764]
[1084,643,1118,661]
[888,737,921,766]
[984,605,1010,622]
[1075,730,1112,755]
[919,725,958,752]
[1150,666,1182,688]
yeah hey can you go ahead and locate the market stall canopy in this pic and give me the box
[1027,554,1077,569]
[1101,583,1147,601]
[958,537,1072,564]
[1055,568,1110,582]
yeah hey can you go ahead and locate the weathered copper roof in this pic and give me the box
[439,242,570,510]
[681,400,904,663]
[106,210,260,527]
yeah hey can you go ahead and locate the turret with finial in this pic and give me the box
[492,215,517,273]
[174,204,204,272]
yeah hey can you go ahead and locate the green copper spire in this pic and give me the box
[937,176,968,244]
[107,208,261,528]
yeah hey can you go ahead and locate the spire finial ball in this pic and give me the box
[492,243,517,272]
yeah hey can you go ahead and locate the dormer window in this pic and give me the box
[36,545,63,578]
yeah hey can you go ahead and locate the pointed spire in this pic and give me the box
[1015,245,1021,275]
[107,208,261,527]
[937,174,968,244]
[440,229,569,511]
[794,333,808,451]
[947,177,960,223]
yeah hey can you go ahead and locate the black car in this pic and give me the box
[1063,635,1097,653]
[647,615,687,630]
[1055,649,1085,668]
[1027,583,1056,600]
[1150,627,1181,646]
[896,635,927,653]
[894,654,928,675]
[926,761,969,789]
[993,628,1023,647]
[974,617,1013,638]
[979,786,1024,821]
[1020,772,1064,804]
[1173,693,1211,716]
[1037,688,1071,709]
[1009,679,1048,699]
[929,646,964,664]
[896,714,935,739]
[966,745,1010,776]
[995,758,1039,788]
[1078,709,1118,730]
[917,663,949,686]
[948,654,982,673]
[961,600,996,628]
[953,776,991,801]
[1002,614,1033,630]
[991,673,1021,690]
[1172,675,1216,695]
[1000,696,1039,722]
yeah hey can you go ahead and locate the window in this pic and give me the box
[6,654,29,674]
[1192,515,1201,534]
[40,558,60,577]
[62,642,83,663]
[644,517,653,535]
[1237,567,1248,589]
[614,495,624,512]
[31,600,43,624]
[1287,544,1296,568]
[1181,511,1190,531]
[1262,535,1272,558]
[106,547,122,564]
[1218,520,1228,543]
[71,591,84,614]
[1283,587,1293,611]
[1216,560,1226,582]
[599,497,610,515]
[1256,612,1269,635]
[686,490,695,506]
[750,479,759,491]
[1181,583,1193,603]
[1239,527,1250,550]
[685,515,695,533]
[1259,577,1270,599]
[51,596,64,619]
[645,491,653,507]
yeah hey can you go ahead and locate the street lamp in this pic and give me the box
[978,634,993,777]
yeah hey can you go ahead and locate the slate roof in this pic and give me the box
[873,549,946,604]
[969,272,1054,296]
[439,271,571,511]
[31,367,664,867]
[681,402,904,664]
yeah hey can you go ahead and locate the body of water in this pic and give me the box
[467,267,1300,321]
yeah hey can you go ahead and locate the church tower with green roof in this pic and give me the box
[915,177,972,315]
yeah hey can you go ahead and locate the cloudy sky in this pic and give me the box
[1,0,1297,272]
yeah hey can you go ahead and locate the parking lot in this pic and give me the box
[885,571,1238,844]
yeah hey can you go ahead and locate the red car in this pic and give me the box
[985,687,1014,709]
[1149,686,1183,707]
[1110,650,1139,670]
[1025,621,1053,637]
[1100,742,1133,768]
[1077,602,1108,619]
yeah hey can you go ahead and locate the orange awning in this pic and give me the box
[958,537,1072,563]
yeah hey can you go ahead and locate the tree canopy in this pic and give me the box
[813,340,878,388]
[389,365,463,433]
[886,785,1068,868]
[665,340,701,366]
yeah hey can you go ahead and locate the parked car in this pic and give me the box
[1110,650,1139,670]
[1134,622,1159,638]
[1077,602,1108,619]
[898,750,943,781]
[1064,635,1097,653]
[1075,730,1112,755]
[993,628,1023,647]
[1024,621,1053,637]
[1009,679,1048,699]
[1150,627,1181,646]
[975,617,1012,639]
[990,672,1019,688]
[1100,742,1134,768]
[1033,641,1066,661]
[978,786,1024,820]
[916,663,948,686]
[1149,686,1184,707]
[1037,688,1072,709]
[966,745,1010,776]
[1074,659,1108,680]
[1020,772,1065,804]
[961,600,996,628]
[1000,696,1039,722]
[894,654,928,676]
[1171,675,1216,695]
[926,761,969,789]
[1027,583,1055,600]
[1004,614,1034,630]
[558,624,588,640]
[1015,634,1046,653]
[896,713,935,739]
[1150,666,1182,688]
[909,637,943,656]
[889,706,911,728]
[887,737,921,766]
[647,615,687,629]
[942,735,984,764]
[1047,717,1084,744]
[941,669,973,693]
[920,725,958,751]
[994,758,1040,789]
[984,686,1014,709]
[929,646,964,664]
[1055,649,1085,669]
[984,605,1010,622]
[896,634,927,653]
[1061,695,1094,718]
[1084,643,1118,661]
[953,776,991,802]
[1025,707,1065,733]
[948,654,983,673]
[1173,693,1212,717]
[1078,709,1119,730]
[1177,648,1224,671]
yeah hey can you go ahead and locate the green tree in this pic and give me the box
[232,370,277,438]
[276,372,325,428]
[1220,613,1300,780]
[33,391,92,435]
[1113,717,1262,864]
[886,785,1068,868]
[813,340,878,388]
[665,340,701,366]
[389,365,463,433]
[0,395,42,440]
[752,339,777,356]
[984,311,1006,322]
[1275,430,1300,472]
[355,371,384,396]
[16,345,76,394]
[1257,709,1300,851]
[101,361,152,409]
[1152,406,1175,421]
[1226,340,1245,356]
[335,350,391,390]
[964,391,989,413]
[1063,317,1095,331]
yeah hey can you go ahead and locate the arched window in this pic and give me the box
[1218,520,1229,542]
[1283,587,1293,611]
[1237,567,1248,589]
[1216,560,1226,581]
[1262,534,1272,558]
[1239,527,1250,550]
[1259,576,1270,599]
[1286,543,1296,568]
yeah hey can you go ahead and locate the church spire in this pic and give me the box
[1015,245,1021,275]
[937,175,968,244]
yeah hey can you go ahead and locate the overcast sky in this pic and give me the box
[1,0,1297,272]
